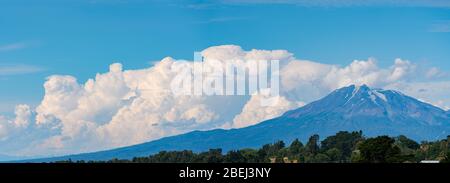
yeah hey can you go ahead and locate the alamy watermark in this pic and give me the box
[169,52,280,106]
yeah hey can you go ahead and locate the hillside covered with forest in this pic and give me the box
[56,131,450,163]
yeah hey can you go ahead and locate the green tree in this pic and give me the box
[240,149,260,163]
[289,139,304,155]
[273,140,286,150]
[396,135,420,150]
[313,153,330,163]
[350,150,362,163]
[306,134,320,155]
[258,140,286,162]
[358,136,402,163]
[326,148,342,162]
[197,149,223,163]
[224,150,245,163]
[321,131,363,161]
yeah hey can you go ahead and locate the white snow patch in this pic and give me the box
[345,85,361,105]
[369,92,378,104]
[373,90,388,102]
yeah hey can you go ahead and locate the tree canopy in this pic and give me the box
[55,131,450,164]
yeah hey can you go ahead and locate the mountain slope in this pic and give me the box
[21,85,450,162]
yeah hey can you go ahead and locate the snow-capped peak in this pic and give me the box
[345,84,388,104]
[344,84,385,105]
[287,84,449,127]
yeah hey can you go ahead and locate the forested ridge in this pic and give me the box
[57,131,450,163]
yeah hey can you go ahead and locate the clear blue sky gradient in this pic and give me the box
[1,0,449,115]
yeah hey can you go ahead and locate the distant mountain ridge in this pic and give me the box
[17,85,450,162]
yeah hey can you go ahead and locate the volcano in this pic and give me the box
[22,85,450,162]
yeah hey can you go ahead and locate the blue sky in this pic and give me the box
[1,0,450,115]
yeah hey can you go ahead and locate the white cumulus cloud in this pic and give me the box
[0,45,448,157]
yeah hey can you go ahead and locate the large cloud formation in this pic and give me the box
[0,45,449,157]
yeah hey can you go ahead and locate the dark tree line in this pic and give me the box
[56,131,450,163]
